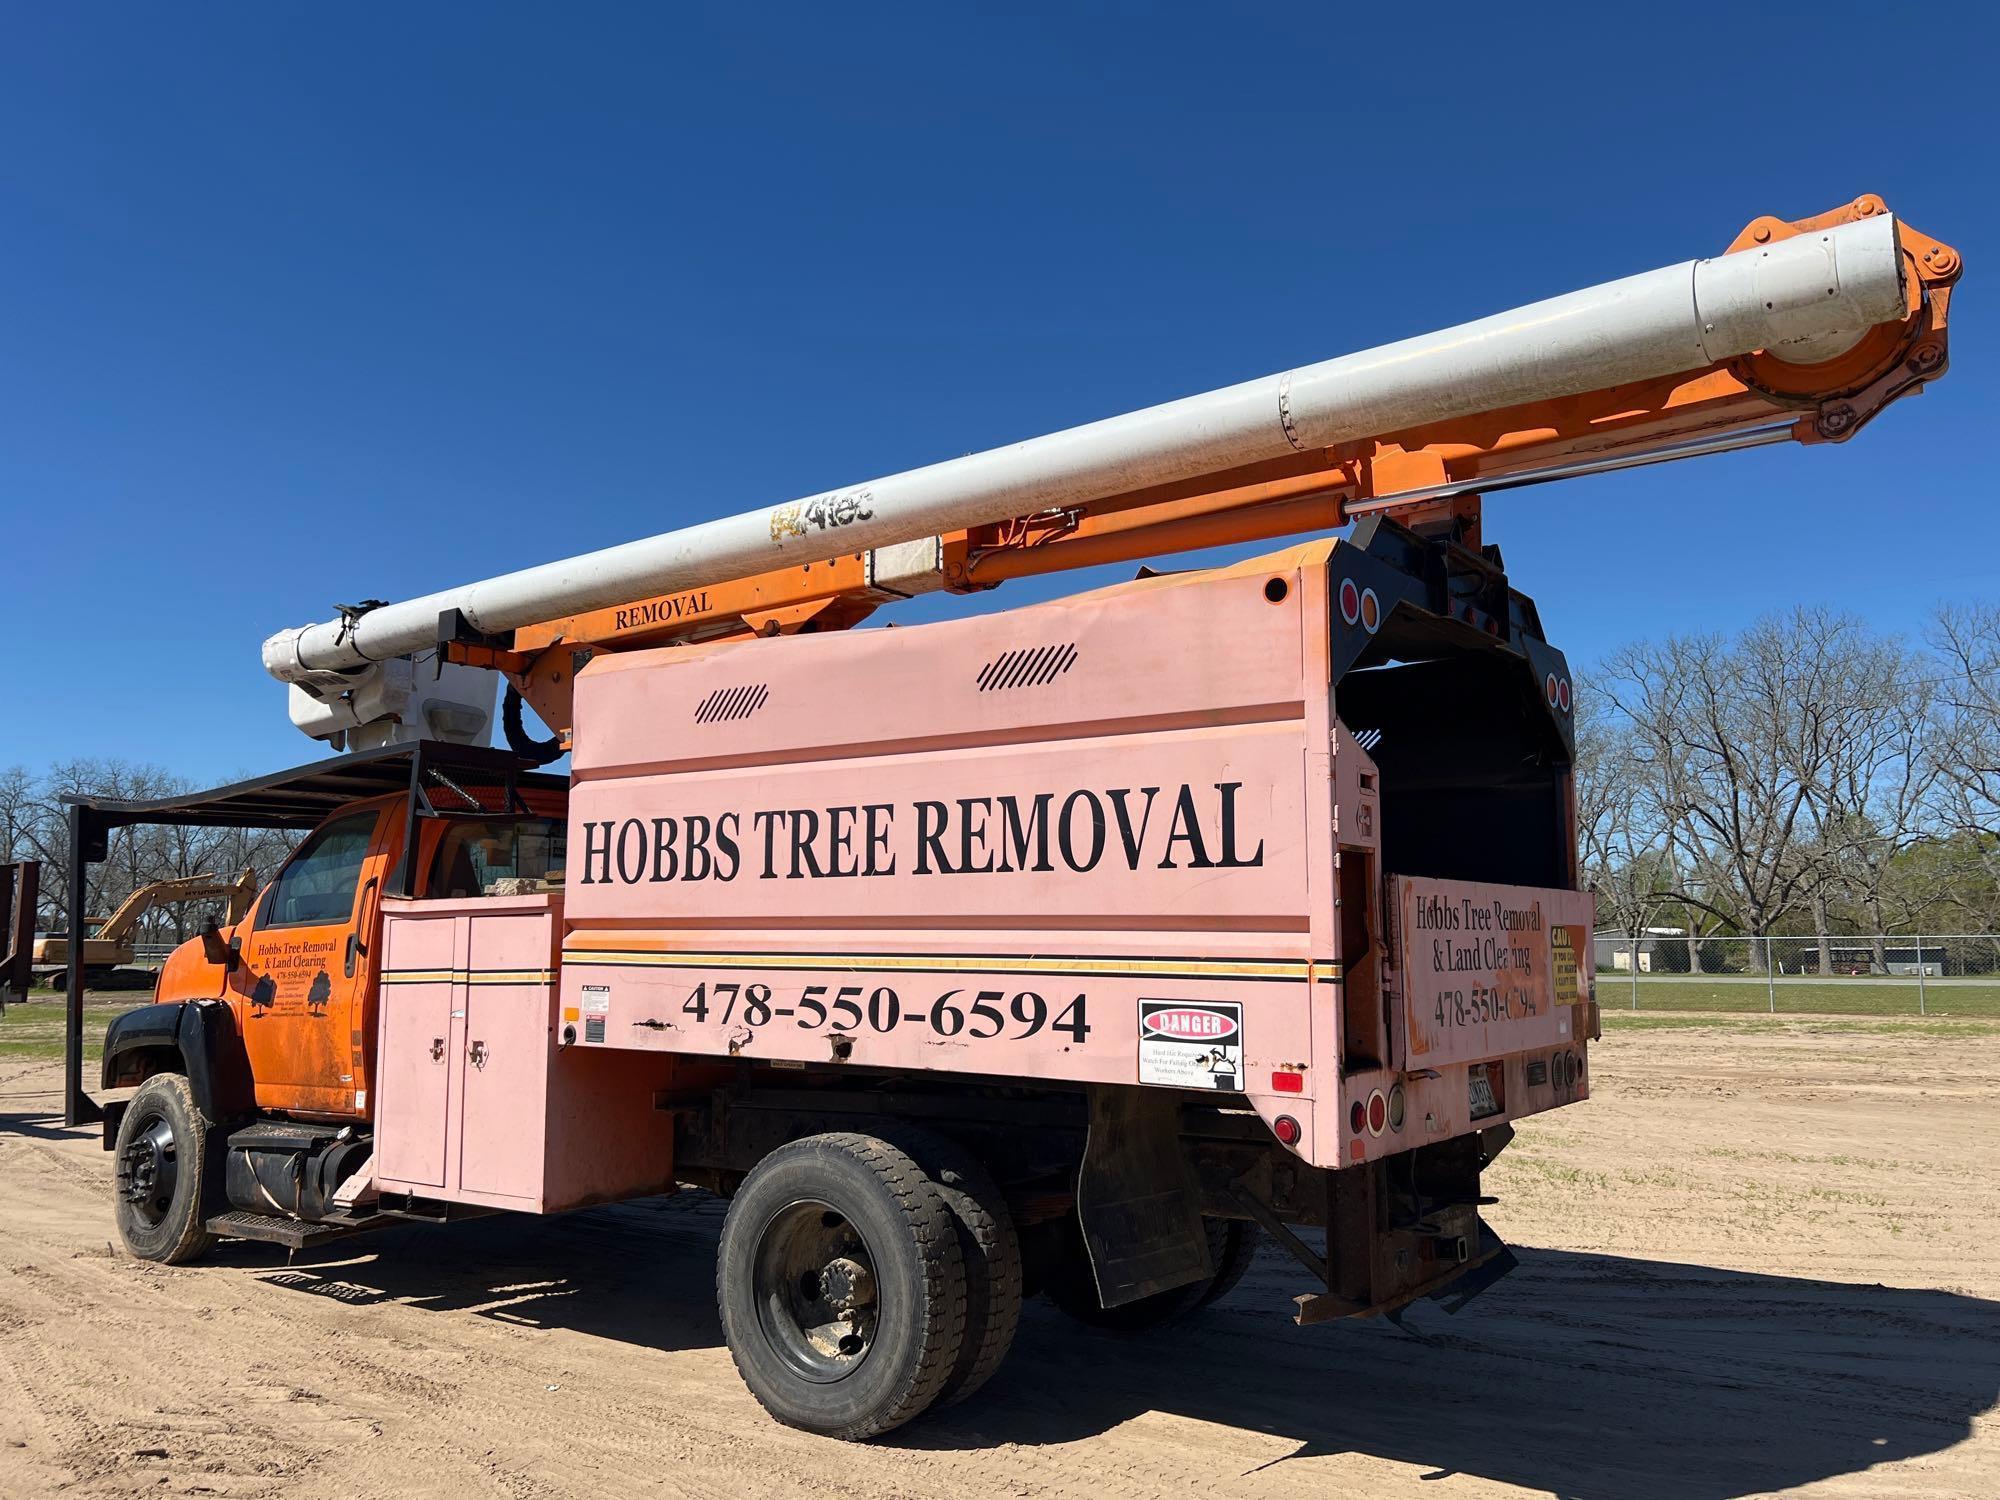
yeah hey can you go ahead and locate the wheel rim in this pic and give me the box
[117,1111,179,1229]
[751,1199,881,1383]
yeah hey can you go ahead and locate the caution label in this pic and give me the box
[1552,926,1583,1007]
[1138,1000,1244,1090]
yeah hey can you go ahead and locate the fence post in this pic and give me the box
[1629,935,1639,1010]
[1916,935,1927,1017]
[1765,935,1777,1014]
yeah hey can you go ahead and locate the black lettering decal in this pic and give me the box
[957,797,994,875]
[997,793,1053,873]
[915,801,952,874]
[862,803,896,876]
[714,812,741,880]
[1058,790,1105,872]
[752,810,785,880]
[1215,781,1265,867]
[826,805,859,878]
[684,814,714,881]
[787,808,825,880]
[649,817,680,882]
[614,819,648,884]
[1159,784,1216,869]
[581,820,614,885]
[1106,786,1160,870]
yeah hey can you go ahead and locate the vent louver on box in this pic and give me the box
[693,684,770,723]
[976,643,1077,692]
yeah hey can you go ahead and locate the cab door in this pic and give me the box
[229,802,399,1116]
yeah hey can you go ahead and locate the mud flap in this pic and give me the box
[1076,1086,1212,1308]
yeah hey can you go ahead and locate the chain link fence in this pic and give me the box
[1592,932,2000,1016]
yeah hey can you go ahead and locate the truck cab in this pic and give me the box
[104,760,569,1122]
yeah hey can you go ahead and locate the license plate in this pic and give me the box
[1468,1064,1501,1120]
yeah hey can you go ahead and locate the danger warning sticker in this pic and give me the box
[1138,1000,1244,1090]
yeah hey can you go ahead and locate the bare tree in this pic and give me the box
[1932,603,2000,843]
[1573,685,1674,954]
[1600,611,1878,968]
[1789,626,1943,970]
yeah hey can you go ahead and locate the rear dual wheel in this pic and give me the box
[716,1130,1021,1439]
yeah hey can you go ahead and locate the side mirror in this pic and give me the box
[200,920,240,972]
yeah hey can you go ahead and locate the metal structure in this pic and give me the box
[1,860,39,1011]
[258,197,1958,756]
[57,196,1965,1441]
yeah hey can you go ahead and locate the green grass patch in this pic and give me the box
[1598,1009,2000,1039]
[0,996,154,1063]
[1590,975,2000,1018]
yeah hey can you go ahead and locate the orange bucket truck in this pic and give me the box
[55,197,1956,1437]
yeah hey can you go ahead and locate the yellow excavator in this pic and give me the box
[32,869,256,989]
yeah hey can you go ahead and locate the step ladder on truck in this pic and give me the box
[58,197,1958,1439]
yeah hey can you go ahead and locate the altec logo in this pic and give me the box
[1142,1007,1240,1041]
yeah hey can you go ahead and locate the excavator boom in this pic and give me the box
[34,868,256,971]
[262,196,1958,746]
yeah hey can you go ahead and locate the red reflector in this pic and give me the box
[1349,1100,1365,1134]
[1273,1114,1302,1147]
[1271,1069,1304,1094]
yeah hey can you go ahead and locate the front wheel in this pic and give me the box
[717,1133,968,1440]
[112,1073,218,1264]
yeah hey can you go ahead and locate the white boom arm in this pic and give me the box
[265,214,1905,694]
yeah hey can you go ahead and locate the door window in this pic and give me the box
[260,812,378,928]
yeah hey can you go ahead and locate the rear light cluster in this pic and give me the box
[1348,1084,1406,1140]
[1544,672,1572,715]
[1338,577,1382,635]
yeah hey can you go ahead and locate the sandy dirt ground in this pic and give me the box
[2,1014,1996,1500]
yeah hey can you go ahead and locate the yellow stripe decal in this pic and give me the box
[557,949,1339,984]
[381,969,556,985]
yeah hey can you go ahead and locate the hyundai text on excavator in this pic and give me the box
[57,198,1957,1438]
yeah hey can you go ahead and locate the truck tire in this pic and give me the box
[112,1073,218,1265]
[716,1133,968,1440]
[1045,1215,1247,1331]
[888,1129,1023,1406]
[1196,1219,1259,1307]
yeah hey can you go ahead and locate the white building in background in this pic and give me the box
[1593,928,1687,973]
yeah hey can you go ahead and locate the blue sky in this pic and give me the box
[4,4,1994,786]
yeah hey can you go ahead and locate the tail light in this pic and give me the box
[1366,1089,1388,1136]
[1273,1114,1302,1147]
